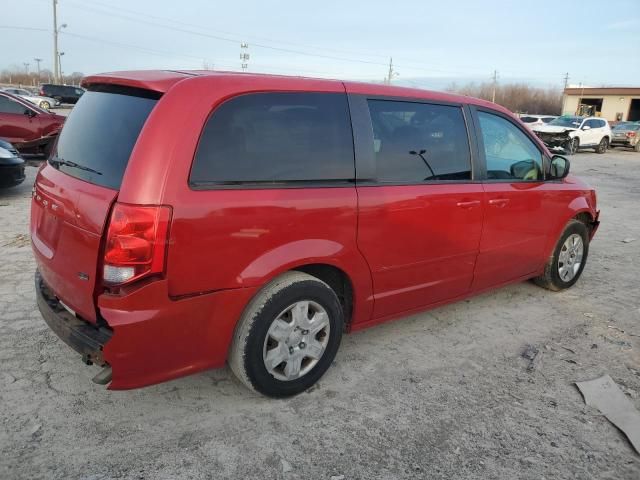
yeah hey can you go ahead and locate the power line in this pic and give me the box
[60,0,501,78]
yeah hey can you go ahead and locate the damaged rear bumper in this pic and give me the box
[35,270,112,366]
[36,268,258,390]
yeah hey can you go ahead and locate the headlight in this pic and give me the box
[0,147,15,159]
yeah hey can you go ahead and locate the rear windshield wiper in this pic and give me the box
[50,157,102,176]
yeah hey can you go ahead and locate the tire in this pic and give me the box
[534,219,590,291]
[596,137,608,154]
[39,101,51,110]
[565,137,579,155]
[228,271,343,397]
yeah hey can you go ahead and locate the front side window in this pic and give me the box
[191,92,354,186]
[367,100,472,183]
[477,111,543,181]
[0,96,28,115]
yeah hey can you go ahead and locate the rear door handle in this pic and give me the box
[489,198,510,207]
[456,200,481,209]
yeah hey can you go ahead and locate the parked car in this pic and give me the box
[39,84,85,104]
[32,71,599,397]
[519,114,557,129]
[610,123,640,151]
[0,92,65,156]
[1,87,60,110]
[0,139,25,188]
[532,116,611,154]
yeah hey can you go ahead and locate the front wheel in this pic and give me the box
[565,137,579,155]
[39,101,51,110]
[229,271,343,397]
[596,137,608,154]
[534,219,590,291]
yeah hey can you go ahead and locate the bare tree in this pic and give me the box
[1,66,83,87]
[447,82,562,115]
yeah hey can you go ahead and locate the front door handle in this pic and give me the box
[456,200,481,209]
[489,198,510,207]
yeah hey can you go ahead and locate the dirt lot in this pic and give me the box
[1,150,639,480]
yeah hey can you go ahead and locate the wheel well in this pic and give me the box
[293,264,353,328]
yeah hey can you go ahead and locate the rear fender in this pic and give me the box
[238,239,374,326]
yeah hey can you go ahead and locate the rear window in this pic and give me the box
[190,92,354,187]
[51,87,158,189]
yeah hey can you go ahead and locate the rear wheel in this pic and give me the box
[228,271,343,397]
[39,101,51,110]
[534,219,590,291]
[596,137,608,154]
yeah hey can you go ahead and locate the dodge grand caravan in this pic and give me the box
[32,71,599,397]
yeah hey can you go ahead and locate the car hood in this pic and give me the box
[533,125,578,133]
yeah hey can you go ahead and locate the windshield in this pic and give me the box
[615,124,640,131]
[51,88,159,189]
[548,116,583,128]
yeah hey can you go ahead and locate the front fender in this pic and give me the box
[543,196,595,258]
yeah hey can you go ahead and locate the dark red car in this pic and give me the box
[0,91,65,156]
[32,71,599,397]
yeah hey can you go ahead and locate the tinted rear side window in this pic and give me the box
[52,88,158,189]
[520,116,537,123]
[190,92,354,186]
[367,100,472,182]
[0,95,29,114]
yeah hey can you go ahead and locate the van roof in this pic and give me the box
[82,70,508,114]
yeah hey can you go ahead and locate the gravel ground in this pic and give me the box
[1,150,639,480]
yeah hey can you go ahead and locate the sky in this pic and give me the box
[2,0,639,90]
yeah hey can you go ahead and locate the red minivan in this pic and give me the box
[31,71,599,397]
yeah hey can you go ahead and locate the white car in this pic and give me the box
[1,87,59,110]
[519,114,557,129]
[532,116,612,155]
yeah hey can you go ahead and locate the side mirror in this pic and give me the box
[24,109,36,118]
[549,155,570,180]
[582,125,591,131]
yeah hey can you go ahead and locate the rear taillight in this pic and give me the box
[39,88,45,96]
[103,203,172,285]
[627,132,636,138]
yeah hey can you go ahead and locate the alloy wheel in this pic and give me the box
[262,300,330,381]
[558,233,584,282]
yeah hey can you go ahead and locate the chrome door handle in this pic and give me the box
[456,200,481,209]
[489,198,510,207]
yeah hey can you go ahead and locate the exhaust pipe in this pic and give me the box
[92,366,112,385]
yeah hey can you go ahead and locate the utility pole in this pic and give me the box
[58,52,65,83]
[53,0,59,83]
[385,57,398,85]
[23,63,30,74]
[561,72,570,114]
[34,58,42,81]
[491,70,498,103]
[240,43,250,72]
